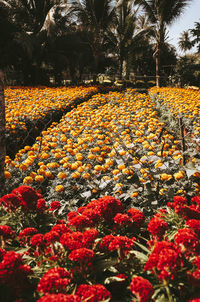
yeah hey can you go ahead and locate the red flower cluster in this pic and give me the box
[174,228,199,255]
[145,241,183,281]
[68,248,94,264]
[37,294,80,302]
[168,195,200,220]
[126,208,145,228]
[108,235,136,257]
[49,201,61,211]
[18,227,38,246]
[147,217,168,240]
[37,267,71,294]
[76,284,111,302]
[114,213,133,227]
[0,225,15,241]
[0,251,31,296]
[186,219,200,235]
[130,276,154,302]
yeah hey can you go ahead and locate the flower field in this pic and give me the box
[0,186,200,301]
[1,86,200,301]
[4,86,99,157]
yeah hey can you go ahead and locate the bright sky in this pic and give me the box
[167,0,200,54]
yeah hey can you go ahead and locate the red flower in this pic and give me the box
[168,196,187,214]
[114,213,133,227]
[18,227,38,245]
[81,208,101,224]
[51,224,72,236]
[130,276,154,302]
[0,251,31,296]
[37,267,71,294]
[0,248,6,261]
[60,232,84,250]
[186,219,200,235]
[37,198,48,212]
[147,217,168,240]
[181,205,200,220]
[68,248,94,263]
[191,196,200,206]
[145,241,183,281]
[12,185,42,211]
[49,201,61,211]
[174,228,199,255]
[76,284,111,302]
[30,234,45,248]
[68,214,94,230]
[44,231,60,244]
[193,256,200,269]
[127,208,145,228]
[0,225,15,241]
[0,193,23,211]
[99,235,115,251]
[108,236,135,256]
[83,229,99,248]
[37,294,81,302]
[67,211,78,221]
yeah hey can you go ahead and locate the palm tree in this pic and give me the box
[72,0,116,80]
[107,1,153,79]
[178,30,193,53]
[135,0,192,86]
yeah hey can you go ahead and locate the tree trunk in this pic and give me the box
[155,52,160,87]
[0,70,6,195]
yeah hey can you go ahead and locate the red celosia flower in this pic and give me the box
[68,214,94,230]
[0,225,15,242]
[186,219,200,235]
[51,224,72,236]
[37,294,81,302]
[0,193,23,211]
[0,248,6,261]
[83,229,99,248]
[37,198,48,212]
[127,208,145,228]
[49,201,61,211]
[108,236,135,256]
[130,276,154,302]
[147,217,168,240]
[181,205,200,220]
[68,248,94,263]
[174,228,199,255]
[37,267,71,294]
[44,231,60,244]
[76,284,111,302]
[145,241,183,281]
[114,213,133,227]
[30,234,45,248]
[12,185,42,211]
[81,208,101,224]
[188,297,200,302]
[18,227,38,245]
[191,196,200,206]
[168,195,188,214]
[154,209,167,218]
[86,196,124,222]
[99,235,115,251]
[193,256,200,269]
[67,211,78,221]
[60,232,84,250]
[0,251,31,296]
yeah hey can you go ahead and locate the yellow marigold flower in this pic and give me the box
[174,171,185,180]
[4,171,11,179]
[160,173,172,181]
[57,172,67,179]
[23,176,33,184]
[71,171,81,179]
[131,192,139,197]
[55,185,65,192]
[35,175,45,183]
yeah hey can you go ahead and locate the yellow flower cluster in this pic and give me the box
[4,86,99,134]
[5,88,197,203]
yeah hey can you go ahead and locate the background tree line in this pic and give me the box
[0,0,199,87]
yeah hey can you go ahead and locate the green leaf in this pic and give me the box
[132,250,148,263]
[134,241,150,254]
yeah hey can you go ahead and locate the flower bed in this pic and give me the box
[4,86,99,157]
[4,89,200,213]
[0,185,199,301]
